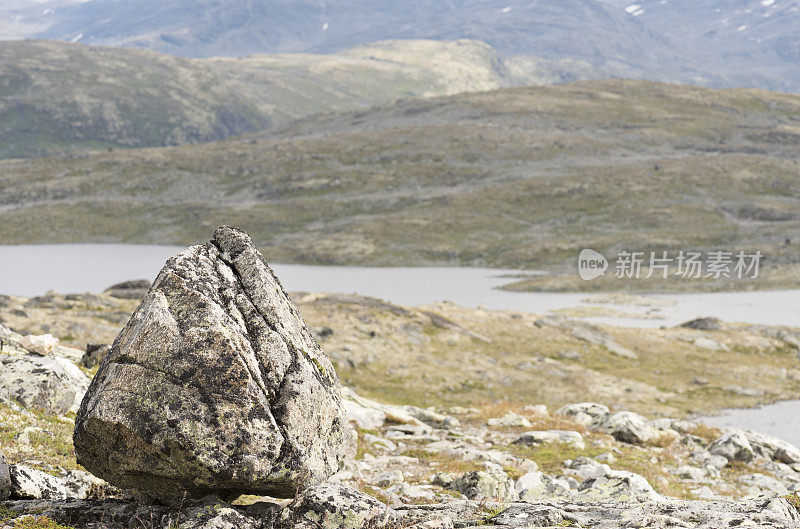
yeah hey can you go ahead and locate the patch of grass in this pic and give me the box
[508,442,600,476]
[785,493,800,513]
[0,505,19,523]
[357,484,392,506]
[470,401,525,423]
[474,496,517,526]
[686,424,723,444]
[611,444,692,499]
[502,466,524,481]
[355,428,380,460]
[0,402,78,471]
[646,433,679,448]
[11,516,76,529]
[508,434,697,499]
[401,448,484,476]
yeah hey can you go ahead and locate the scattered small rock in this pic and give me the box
[283,483,393,529]
[103,279,151,299]
[554,402,610,426]
[577,470,661,502]
[521,404,548,416]
[595,452,616,464]
[450,470,516,501]
[0,353,89,414]
[590,411,659,445]
[515,471,571,501]
[9,465,71,500]
[375,470,404,487]
[514,430,586,450]
[709,430,756,463]
[680,317,724,331]
[19,334,58,356]
[675,465,706,481]
[79,343,111,368]
[744,430,800,464]
[0,452,10,500]
[487,411,531,428]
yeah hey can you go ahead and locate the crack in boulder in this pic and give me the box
[73,226,355,500]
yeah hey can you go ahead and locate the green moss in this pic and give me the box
[508,443,598,475]
[359,486,392,505]
[0,505,18,523]
[475,503,509,526]
[11,516,76,529]
[784,493,800,513]
[311,357,327,376]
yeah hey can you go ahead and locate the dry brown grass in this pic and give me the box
[646,433,680,449]
[525,416,587,435]
[400,448,484,476]
[686,423,724,444]
[470,401,528,422]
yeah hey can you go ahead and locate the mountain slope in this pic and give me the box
[0,38,519,159]
[0,40,268,159]
[603,0,800,92]
[1,80,798,284]
[2,0,799,91]
[16,0,673,60]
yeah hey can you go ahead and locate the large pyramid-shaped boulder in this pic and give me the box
[74,226,355,500]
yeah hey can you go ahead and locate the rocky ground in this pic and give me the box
[3,289,799,418]
[1,234,800,527]
[3,304,800,528]
[2,332,800,528]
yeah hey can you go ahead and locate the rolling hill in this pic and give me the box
[1,79,798,289]
[0,38,525,159]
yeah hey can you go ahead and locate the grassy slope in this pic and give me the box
[0,40,267,159]
[1,79,798,290]
[0,39,514,159]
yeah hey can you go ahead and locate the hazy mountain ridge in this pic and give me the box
[603,0,800,92]
[2,0,799,91]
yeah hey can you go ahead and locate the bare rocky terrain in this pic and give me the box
[2,296,800,527]
[1,229,800,527]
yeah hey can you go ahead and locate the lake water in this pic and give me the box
[701,400,800,449]
[0,244,798,329]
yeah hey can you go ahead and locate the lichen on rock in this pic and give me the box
[73,226,355,500]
